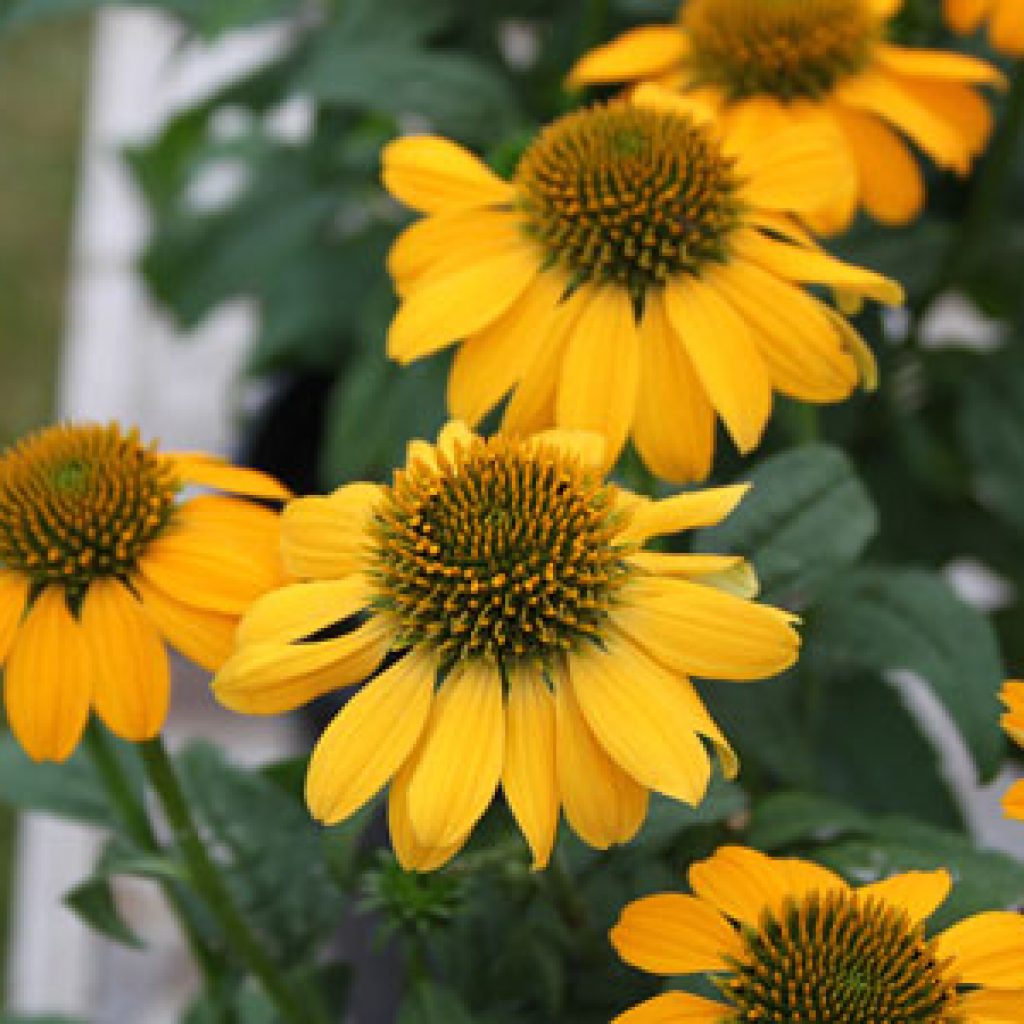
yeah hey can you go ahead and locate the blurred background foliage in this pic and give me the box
[2,0,1024,1021]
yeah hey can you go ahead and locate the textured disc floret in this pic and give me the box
[369,436,630,669]
[515,103,741,300]
[684,0,877,101]
[725,890,961,1024]
[0,423,179,594]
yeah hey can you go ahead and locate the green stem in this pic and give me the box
[140,737,324,1024]
[84,725,222,990]
[545,850,591,935]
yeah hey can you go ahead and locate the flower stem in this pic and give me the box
[139,737,324,1024]
[84,724,222,990]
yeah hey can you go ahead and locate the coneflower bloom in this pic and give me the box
[946,0,1024,57]
[1001,680,1024,820]
[569,0,1003,229]
[611,844,1024,1023]
[383,94,901,483]
[214,423,800,871]
[0,423,288,762]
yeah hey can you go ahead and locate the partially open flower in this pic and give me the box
[214,423,801,871]
[0,422,289,762]
[946,0,1024,58]
[611,844,1024,1023]
[569,0,1004,229]
[383,95,900,483]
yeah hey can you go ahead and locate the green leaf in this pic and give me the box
[746,792,873,850]
[63,876,144,950]
[694,444,877,605]
[399,981,476,1024]
[809,568,1005,778]
[960,346,1024,535]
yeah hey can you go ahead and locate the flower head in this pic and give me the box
[383,96,900,483]
[569,0,1004,229]
[213,423,800,871]
[1001,680,1024,820]
[611,844,1024,1024]
[0,422,289,761]
[946,0,1024,57]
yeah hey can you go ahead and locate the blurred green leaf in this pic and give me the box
[63,876,144,950]
[694,444,877,605]
[399,981,476,1024]
[747,791,873,850]
[809,568,1005,777]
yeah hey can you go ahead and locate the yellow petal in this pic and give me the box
[1002,779,1024,820]
[306,649,437,825]
[177,494,281,548]
[613,992,731,1024]
[554,662,647,849]
[447,271,567,425]
[736,229,904,306]
[164,452,291,500]
[614,575,800,681]
[405,659,504,849]
[81,579,170,742]
[944,0,989,34]
[610,893,742,975]
[712,260,859,403]
[877,43,1005,87]
[991,0,1024,55]
[556,284,641,469]
[567,638,712,806]
[663,271,772,455]
[935,912,1024,986]
[134,574,238,672]
[567,25,688,87]
[212,615,390,715]
[4,588,93,763]
[502,662,559,870]
[857,869,951,923]
[237,576,371,646]
[629,552,759,599]
[281,484,381,580]
[528,428,607,471]
[0,570,29,665]
[632,290,716,484]
[616,483,751,545]
[689,846,845,927]
[387,241,539,365]
[388,756,470,872]
[960,988,1024,1024]
[381,135,515,214]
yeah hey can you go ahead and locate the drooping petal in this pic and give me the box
[876,43,1005,87]
[632,290,716,483]
[616,483,750,545]
[81,578,170,742]
[134,574,238,672]
[0,570,29,665]
[164,452,291,500]
[212,615,391,715]
[663,271,773,455]
[556,284,641,468]
[935,911,1024,986]
[404,659,504,849]
[614,574,800,681]
[610,893,743,975]
[857,869,951,923]
[305,649,437,825]
[568,26,688,87]
[613,992,731,1024]
[554,662,648,849]
[388,756,471,872]
[4,588,93,763]
[382,135,516,214]
[236,576,371,646]
[502,662,559,870]
[280,484,381,580]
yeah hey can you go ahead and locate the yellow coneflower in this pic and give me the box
[1001,680,1024,820]
[611,844,1024,1023]
[213,423,800,872]
[382,95,901,483]
[0,422,288,762]
[947,0,1024,57]
[569,0,1003,229]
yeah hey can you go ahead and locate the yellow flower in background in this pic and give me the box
[1001,680,1024,820]
[569,0,1003,229]
[947,0,1024,57]
[214,423,800,871]
[382,96,901,484]
[611,844,1024,1024]
[0,423,288,762]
